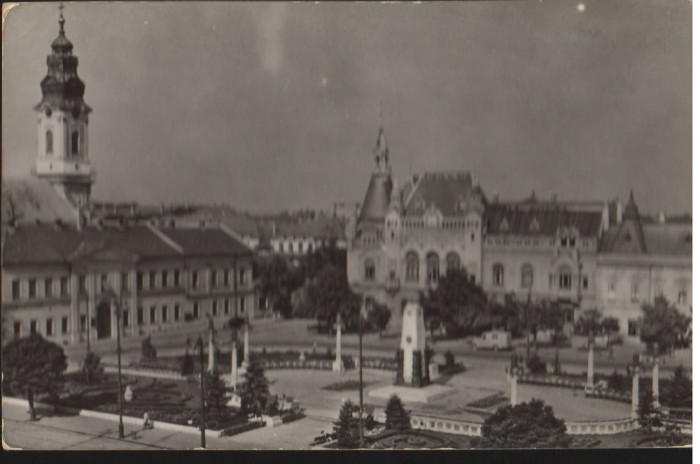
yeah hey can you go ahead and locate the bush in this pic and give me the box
[443,350,455,367]
[334,400,359,448]
[526,354,547,374]
[141,336,157,360]
[384,395,411,430]
[181,351,194,376]
[81,352,104,384]
[481,399,571,448]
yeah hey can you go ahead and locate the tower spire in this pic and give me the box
[58,3,65,34]
[373,100,389,174]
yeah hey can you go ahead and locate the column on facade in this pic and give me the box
[70,273,80,344]
[652,361,660,407]
[111,271,119,340]
[87,273,96,343]
[631,370,640,418]
[130,269,138,337]
[333,312,344,372]
[231,339,238,389]
[208,323,215,372]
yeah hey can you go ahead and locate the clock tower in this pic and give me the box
[33,5,94,209]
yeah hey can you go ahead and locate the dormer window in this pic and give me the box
[46,131,53,154]
[568,236,576,247]
[71,131,79,156]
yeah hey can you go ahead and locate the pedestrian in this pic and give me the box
[27,387,36,421]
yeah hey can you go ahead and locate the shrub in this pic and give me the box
[81,351,104,384]
[526,354,547,374]
[481,399,571,448]
[181,351,194,376]
[141,336,157,360]
[384,395,411,430]
[333,400,359,448]
[443,350,455,367]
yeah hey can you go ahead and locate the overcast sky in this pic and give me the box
[2,1,691,214]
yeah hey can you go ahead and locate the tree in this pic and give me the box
[81,351,104,384]
[181,350,194,376]
[334,400,359,448]
[526,353,547,374]
[576,308,602,338]
[538,300,567,345]
[366,298,392,337]
[640,296,691,355]
[637,389,663,433]
[204,368,229,422]
[384,394,411,430]
[662,364,692,408]
[306,264,360,332]
[141,335,157,360]
[608,369,626,392]
[553,351,562,375]
[481,399,571,448]
[600,317,620,335]
[239,357,270,417]
[2,334,68,419]
[256,255,297,318]
[419,268,488,336]
[443,350,455,367]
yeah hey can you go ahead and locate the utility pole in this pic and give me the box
[197,336,206,448]
[115,294,125,439]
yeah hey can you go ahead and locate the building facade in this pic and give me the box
[596,193,692,336]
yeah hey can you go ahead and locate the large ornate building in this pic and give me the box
[1,10,256,346]
[347,127,690,337]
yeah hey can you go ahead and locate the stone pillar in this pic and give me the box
[631,371,640,418]
[242,323,250,370]
[332,313,344,372]
[70,273,79,344]
[652,361,660,407]
[208,326,215,372]
[231,341,238,390]
[509,373,517,407]
[586,344,595,388]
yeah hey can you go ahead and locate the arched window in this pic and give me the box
[426,252,440,283]
[446,253,461,273]
[521,263,533,289]
[364,258,375,281]
[559,265,572,290]
[45,131,53,154]
[71,131,79,156]
[492,263,504,287]
[405,251,419,282]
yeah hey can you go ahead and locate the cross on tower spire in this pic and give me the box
[58,3,65,33]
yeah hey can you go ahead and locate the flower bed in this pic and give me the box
[322,380,374,391]
[219,420,266,437]
[280,410,305,424]
[361,356,396,370]
[467,393,508,409]
[519,374,586,389]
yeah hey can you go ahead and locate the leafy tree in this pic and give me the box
[2,334,68,419]
[239,357,270,417]
[204,368,230,422]
[181,350,195,376]
[384,394,411,430]
[662,364,692,408]
[256,255,297,318]
[538,300,567,345]
[141,335,157,360]
[481,399,571,448]
[419,268,488,336]
[600,317,620,335]
[576,308,602,338]
[637,389,663,433]
[526,353,547,374]
[366,298,392,336]
[306,264,360,332]
[640,296,691,355]
[81,351,104,384]
[333,400,359,448]
[608,369,626,392]
[444,350,455,367]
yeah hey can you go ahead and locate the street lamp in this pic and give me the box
[195,336,207,449]
[358,296,369,449]
[103,287,125,439]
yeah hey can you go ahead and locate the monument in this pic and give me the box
[368,302,453,404]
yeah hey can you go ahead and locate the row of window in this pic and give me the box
[12,316,70,338]
[486,237,591,248]
[11,277,70,301]
[490,263,589,291]
[273,241,320,254]
[45,130,80,156]
[608,280,688,305]
[364,252,463,283]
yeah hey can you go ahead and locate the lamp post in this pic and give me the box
[114,296,125,439]
[196,336,206,448]
[358,297,369,449]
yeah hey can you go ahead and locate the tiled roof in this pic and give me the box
[484,203,603,237]
[156,226,252,257]
[600,223,691,257]
[274,217,345,240]
[358,174,393,222]
[403,172,478,217]
[2,178,77,226]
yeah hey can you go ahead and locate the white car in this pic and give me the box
[473,331,512,351]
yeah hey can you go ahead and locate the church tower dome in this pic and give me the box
[33,4,94,209]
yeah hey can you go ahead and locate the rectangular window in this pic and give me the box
[121,273,129,291]
[123,310,129,328]
[30,319,37,335]
[137,307,144,325]
[13,321,21,338]
[224,270,230,286]
[150,306,157,324]
[161,305,168,322]
[240,296,246,314]
[62,316,69,334]
[569,237,576,247]
[631,282,639,303]
[28,279,37,299]
[149,271,156,289]
[559,273,571,290]
[212,270,218,287]
[193,302,200,319]
[212,300,218,317]
[560,237,567,247]
[582,275,588,290]
[80,315,87,332]
[45,277,53,298]
[100,273,108,292]
[79,275,87,294]
[162,270,168,288]
[137,272,143,291]
[239,269,246,285]
[174,304,181,321]
[224,299,230,315]
[11,280,20,300]
[192,271,199,289]
[174,270,181,287]
[60,277,69,296]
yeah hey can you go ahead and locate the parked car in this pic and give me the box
[474,331,512,351]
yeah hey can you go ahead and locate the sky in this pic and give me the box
[2,1,691,214]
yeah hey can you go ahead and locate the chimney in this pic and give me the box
[659,211,666,224]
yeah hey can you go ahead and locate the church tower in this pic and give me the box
[33,5,94,209]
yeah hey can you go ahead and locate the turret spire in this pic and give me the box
[58,3,65,34]
[373,101,390,174]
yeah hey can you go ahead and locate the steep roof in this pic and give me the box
[403,172,478,217]
[600,223,691,257]
[484,203,603,237]
[2,178,78,226]
[274,216,345,240]
[358,173,392,222]
[156,226,251,257]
